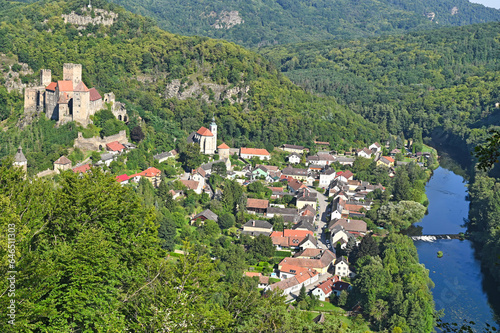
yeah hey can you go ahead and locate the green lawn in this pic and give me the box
[310,301,344,313]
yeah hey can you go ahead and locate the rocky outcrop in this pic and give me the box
[0,56,33,93]
[425,12,436,21]
[164,79,249,104]
[201,10,244,29]
[62,7,118,29]
[451,7,458,16]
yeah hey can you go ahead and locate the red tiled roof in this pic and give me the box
[180,180,200,190]
[72,164,91,173]
[57,80,73,92]
[218,142,230,149]
[247,198,269,209]
[382,156,394,163]
[241,148,270,156]
[338,170,353,179]
[116,174,130,182]
[54,155,71,165]
[106,141,125,152]
[46,82,57,91]
[283,229,313,238]
[139,167,161,177]
[245,272,262,278]
[74,81,89,92]
[196,126,213,136]
[89,88,102,101]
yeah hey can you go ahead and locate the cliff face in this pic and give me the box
[164,79,249,104]
[62,7,118,29]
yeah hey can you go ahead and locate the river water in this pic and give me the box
[412,167,500,331]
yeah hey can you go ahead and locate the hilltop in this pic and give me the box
[104,0,500,48]
[0,0,379,173]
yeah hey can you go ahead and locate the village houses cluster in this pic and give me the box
[15,99,432,306]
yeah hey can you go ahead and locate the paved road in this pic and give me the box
[308,188,331,250]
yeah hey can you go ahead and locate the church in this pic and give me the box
[24,63,126,126]
[187,118,218,155]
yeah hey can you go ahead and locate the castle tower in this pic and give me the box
[13,146,27,174]
[63,63,82,87]
[40,69,51,87]
[58,93,69,119]
[73,81,90,125]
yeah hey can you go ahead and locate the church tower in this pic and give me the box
[210,116,217,153]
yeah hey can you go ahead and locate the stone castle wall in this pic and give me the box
[74,130,128,151]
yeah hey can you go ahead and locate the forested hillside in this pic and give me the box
[263,23,500,161]
[101,0,500,48]
[0,0,380,174]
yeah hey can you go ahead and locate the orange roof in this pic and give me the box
[241,148,270,156]
[139,167,161,177]
[106,141,125,152]
[57,80,73,92]
[345,204,364,212]
[247,198,269,209]
[244,272,262,278]
[72,164,91,174]
[46,82,57,91]
[382,156,394,163]
[197,127,213,137]
[283,229,313,238]
[218,142,230,149]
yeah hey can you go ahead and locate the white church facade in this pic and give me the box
[187,118,218,155]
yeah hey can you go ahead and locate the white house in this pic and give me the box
[288,153,301,164]
[357,148,372,159]
[319,168,337,187]
[311,276,340,301]
[369,142,382,153]
[240,148,271,160]
[333,256,355,278]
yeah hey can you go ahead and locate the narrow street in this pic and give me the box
[308,188,330,250]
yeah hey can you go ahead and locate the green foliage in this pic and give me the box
[376,200,426,231]
[179,143,206,171]
[108,0,500,48]
[353,233,435,332]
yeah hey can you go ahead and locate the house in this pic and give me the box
[242,220,273,237]
[333,256,356,278]
[330,227,354,248]
[282,144,305,154]
[288,153,301,164]
[72,163,91,174]
[244,272,270,289]
[288,179,307,193]
[218,142,230,159]
[298,234,318,249]
[270,229,313,249]
[116,174,130,185]
[377,156,395,168]
[53,155,72,173]
[252,165,269,179]
[331,281,352,296]
[335,156,355,166]
[296,189,317,210]
[336,170,354,183]
[240,148,271,160]
[180,179,203,194]
[282,166,308,181]
[390,148,401,156]
[357,148,372,159]
[106,141,125,154]
[311,276,341,301]
[268,268,319,295]
[191,167,206,185]
[328,218,367,235]
[154,151,175,163]
[369,142,382,154]
[267,207,298,219]
[300,205,316,218]
[279,249,335,274]
[292,220,315,233]
[99,153,115,167]
[169,189,183,199]
[191,209,218,224]
[246,198,269,215]
[137,167,162,187]
[319,168,337,187]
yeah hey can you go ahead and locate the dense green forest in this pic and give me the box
[95,0,500,48]
[0,0,381,174]
[262,23,500,150]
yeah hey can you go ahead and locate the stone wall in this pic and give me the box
[74,130,128,151]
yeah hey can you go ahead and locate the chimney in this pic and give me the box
[252,220,255,226]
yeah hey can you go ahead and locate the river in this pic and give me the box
[411,167,500,331]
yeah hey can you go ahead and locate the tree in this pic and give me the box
[218,212,235,229]
[179,143,205,171]
[392,168,411,201]
[356,234,379,261]
[249,234,275,258]
[212,161,227,177]
[90,150,101,163]
[474,129,500,171]
[377,200,426,231]
[158,214,177,251]
[130,125,145,142]
[297,285,307,303]
[337,290,349,307]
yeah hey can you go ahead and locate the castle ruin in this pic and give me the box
[24,63,127,126]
